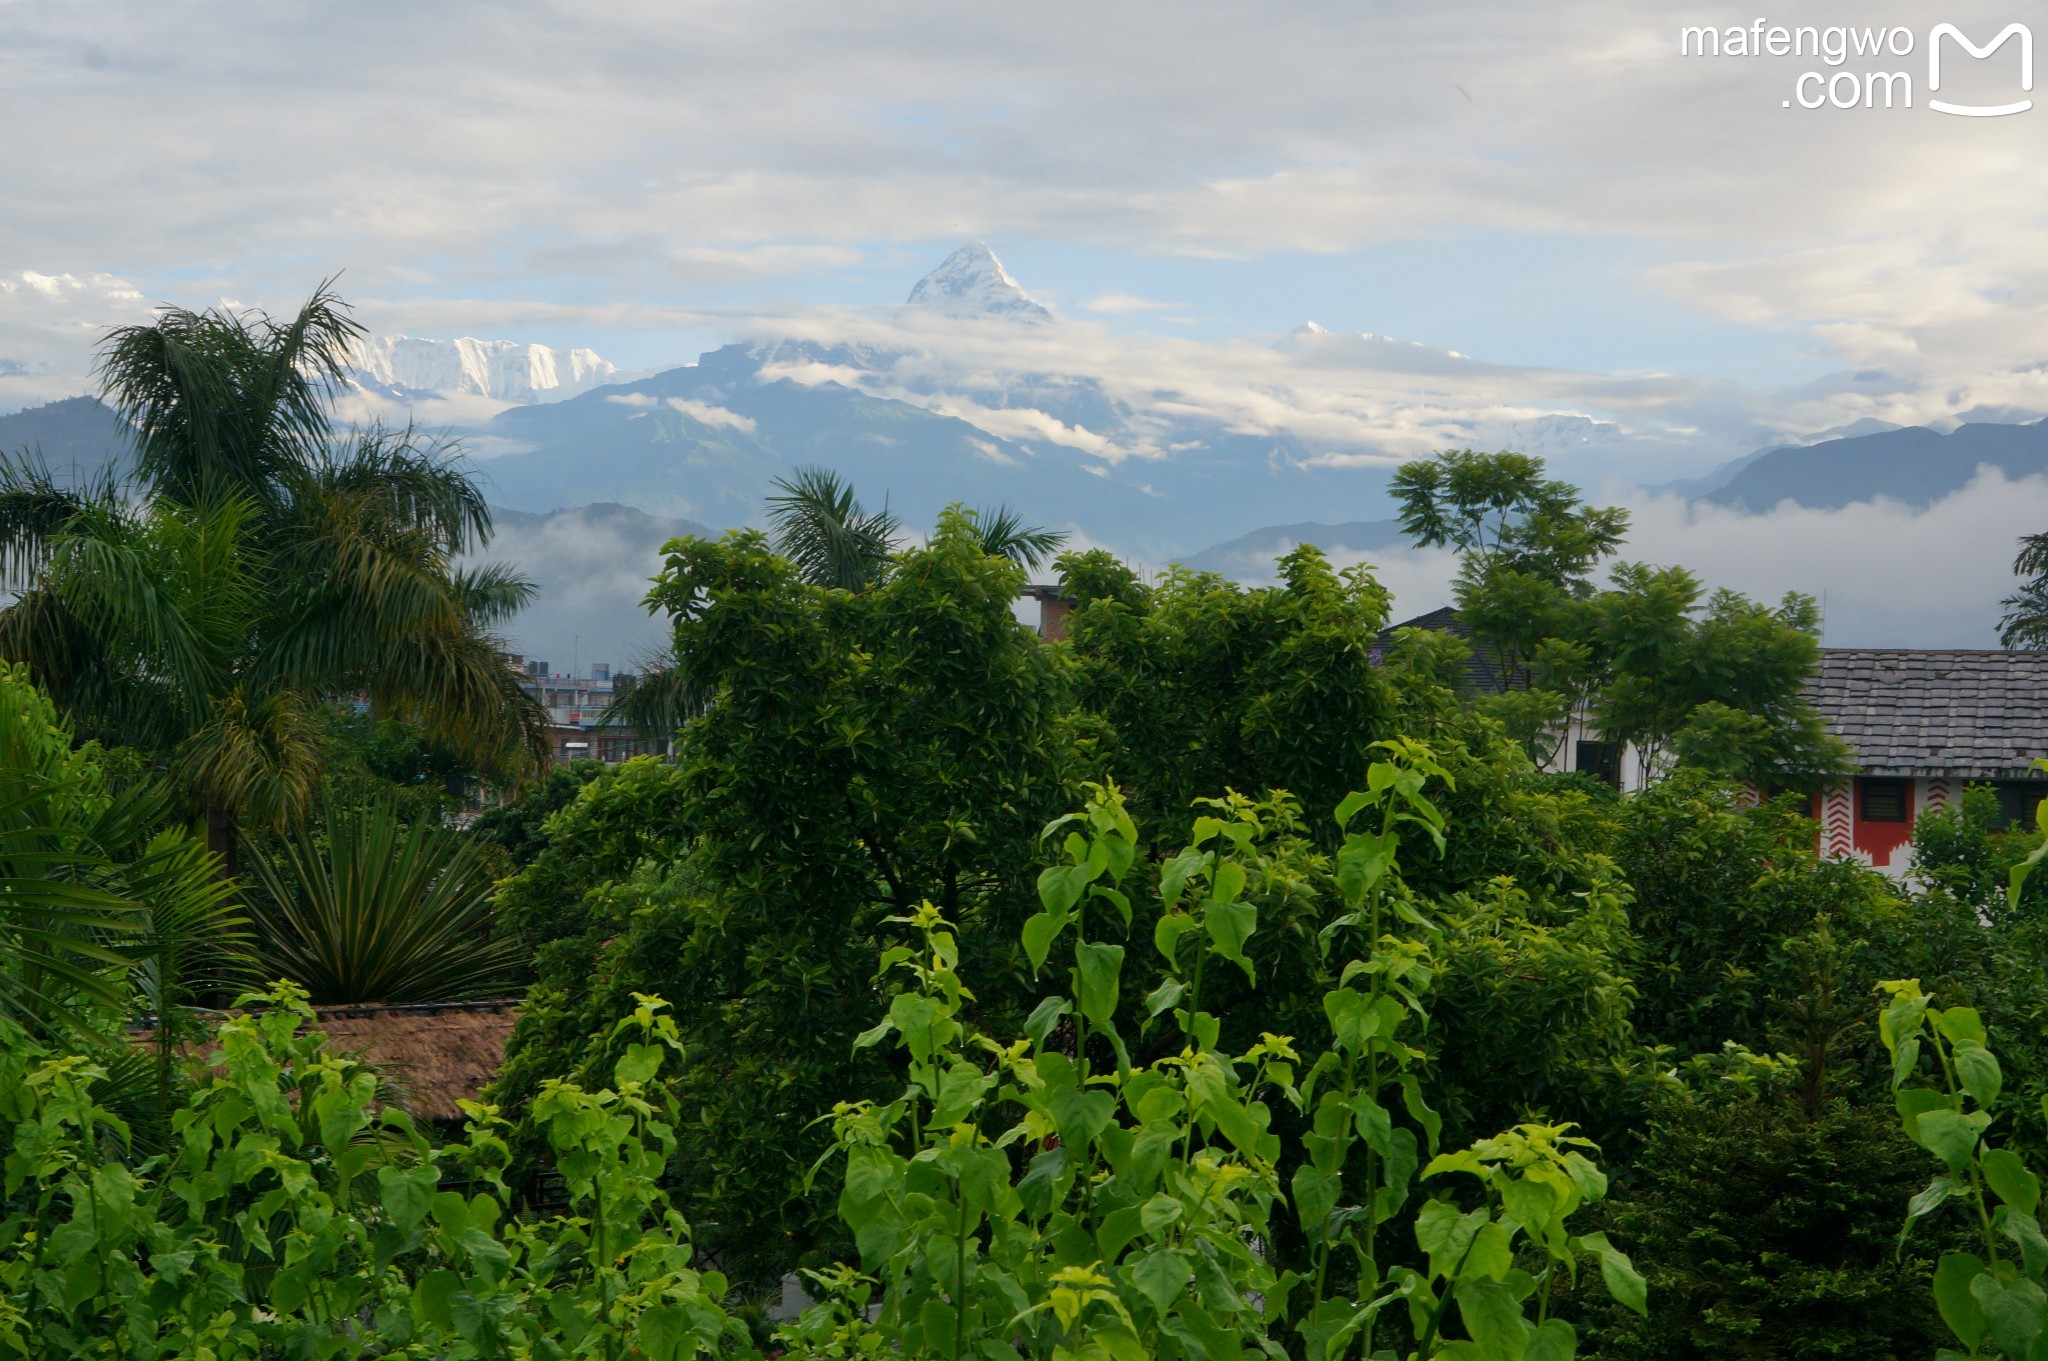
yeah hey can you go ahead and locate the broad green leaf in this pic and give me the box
[1075,941,1125,1026]
[1575,1231,1647,1317]
[1525,1317,1577,1361]
[1501,1178,1557,1240]
[378,1164,437,1234]
[1210,860,1247,906]
[1023,994,1070,1046]
[1159,849,1207,911]
[412,1269,461,1330]
[2004,1210,2048,1280]
[1293,1164,1340,1234]
[1401,1074,1444,1153]
[614,1042,662,1086]
[1323,988,1378,1054]
[1049,1084,1116,1151]
[1933,1253,1987,1348]
[1917,1109,1992,1173]
[1417,1199,1483,1277]
[1098,1204,1146,1263]
[1154,911,1199,966]
[1970,1270,2047,1360]
[1464,1221,1515,1281]
[1145,978,1186,1019]
[1906,1174,1961,1225]
[1140,1192,1185,1236]
[1937,1006,1989,1046]
[1954,1041,2003,1110]
[1022,909,1067,974]
[1891,1034,1923,1090]
[1204,898,1257,983]
[1896,1085,1948,1142]
[1453,1276,1528,1361]
[1985,1148,2042,1216]
[1132,1249,1192,1313]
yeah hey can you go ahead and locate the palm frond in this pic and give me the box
[597,653,705,744]
[0,448,125,590]
[452,562,538,629]
[176,686,321,832]
[968,504,1067,570]
[765,465,900,591]
[97,280,363,509]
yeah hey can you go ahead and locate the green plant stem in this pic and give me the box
[954,1179,971,1361]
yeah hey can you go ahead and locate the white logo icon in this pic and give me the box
[1928,22,2032,116]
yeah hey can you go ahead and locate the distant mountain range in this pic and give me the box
[10,243,2048,657]
[1697,419,2048,513]
[350,335,617,403]
[1176,519,1409,576]
[0,396,129,479]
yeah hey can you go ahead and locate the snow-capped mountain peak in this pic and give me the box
[905,242,1051,320]
[349,335,617,403]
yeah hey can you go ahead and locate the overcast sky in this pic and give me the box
[5,0,2045,648]
[5,2,2045,395]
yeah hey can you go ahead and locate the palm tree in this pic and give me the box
[966,503,1067,572]
[0,285,546,866]
[764,465,901,591]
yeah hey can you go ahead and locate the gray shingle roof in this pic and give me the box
[1806,649,2048,778]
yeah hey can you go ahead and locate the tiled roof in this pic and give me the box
[1376,606,1514,695]
[1806,649,2048,778]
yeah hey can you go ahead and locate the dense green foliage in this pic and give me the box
[0,984,748,1359]
[785,770,1644,1361]
[15,435,2048,1358]
[497,511,1079,1285]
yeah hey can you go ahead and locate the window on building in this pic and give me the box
[1859,777,1911,823]
[1574,740,1621,789]
[1993,781,2048,831]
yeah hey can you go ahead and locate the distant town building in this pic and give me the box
[1369,613,2048,880]
[503,654,657,765]
[1020,584,1073,641]
[1803,650,2048,876]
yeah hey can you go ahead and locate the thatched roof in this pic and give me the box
[137,999,521,1124]
[308,1000,521,1123]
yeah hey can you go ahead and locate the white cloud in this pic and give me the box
[1082,293,1173,314]
[1273,471,2048,648]
[0,271,153,411]
[665,397,755,432]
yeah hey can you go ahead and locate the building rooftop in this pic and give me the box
[1806,649,2048,779]
[1376,605,1514,695]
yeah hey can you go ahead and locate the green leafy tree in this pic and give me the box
[1057,544,1415,845]
[495,509,1080,1287]
[1998,530,2048,648]
[1591,570,1847,788]
[1584,1073,1952,1361]
[1392,449,1627,711]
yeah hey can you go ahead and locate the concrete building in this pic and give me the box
[505,655,656,765]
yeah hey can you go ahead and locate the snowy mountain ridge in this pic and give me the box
[349,334,617,403]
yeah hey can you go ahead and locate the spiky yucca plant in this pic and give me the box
[244,802,520,1005]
